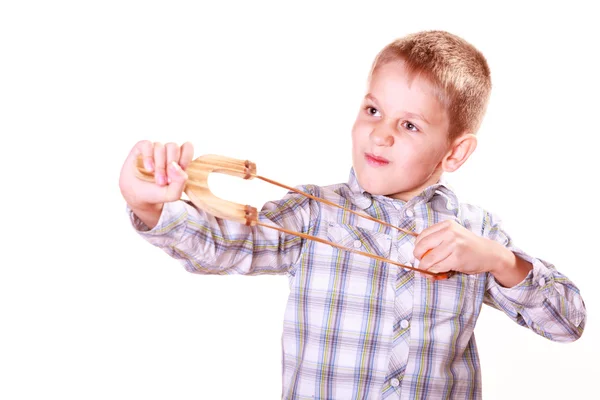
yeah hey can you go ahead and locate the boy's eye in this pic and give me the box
[402,121,419,132]
[366,106,381,117]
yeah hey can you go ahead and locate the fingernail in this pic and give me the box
[157,174,166,185]
[145,159,154,172]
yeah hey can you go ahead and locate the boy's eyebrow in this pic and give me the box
[365,93,430,125]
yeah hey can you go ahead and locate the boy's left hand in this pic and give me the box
[413,220,508,277]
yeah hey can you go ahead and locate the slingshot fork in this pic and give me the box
[135,154,454,280]
[137,154,260,225]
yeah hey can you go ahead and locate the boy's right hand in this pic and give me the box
[119,140,194,228]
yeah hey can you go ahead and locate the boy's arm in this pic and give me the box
[481,211,586,342]
[127,187,313,276]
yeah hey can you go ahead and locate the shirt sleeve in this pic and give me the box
[481,210,586,342]
[127,187,314,276]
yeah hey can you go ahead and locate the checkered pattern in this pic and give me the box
[129,169,586,399]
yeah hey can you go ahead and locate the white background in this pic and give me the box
[1,1,598,399]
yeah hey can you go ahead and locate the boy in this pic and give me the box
[119,31,586,399]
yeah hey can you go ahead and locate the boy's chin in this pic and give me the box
[359,180,400,197]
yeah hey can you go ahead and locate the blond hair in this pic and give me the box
[370,30,492,141]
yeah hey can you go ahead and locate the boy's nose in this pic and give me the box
[370,128,394,147]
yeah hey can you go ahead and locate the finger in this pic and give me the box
[420,272,438,282]
[414,228,445,260]
[428,256,457,274]
[415,220,452,247]
[165,142,181,184]
[133,140,154,172]
[421,268,454,282]
[418,240,453,271]
[164,161,188,201]
[419,272,432,281]
[153,142,167,186]
[165,142,180,164]
[179,141,194,170]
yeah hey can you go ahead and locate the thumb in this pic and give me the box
[163,161,188,201]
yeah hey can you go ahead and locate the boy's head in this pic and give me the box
[351,30,491,201]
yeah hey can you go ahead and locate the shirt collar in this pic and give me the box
[347,168,374,209]
[346,168,460,211]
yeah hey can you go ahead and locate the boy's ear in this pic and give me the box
[442,133,477,172]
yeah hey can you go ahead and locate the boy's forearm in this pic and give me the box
[485,245,586,342]
[490,247,533,288]
[130,202,164,230]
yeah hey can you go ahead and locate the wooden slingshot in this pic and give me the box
[135,154,454,280]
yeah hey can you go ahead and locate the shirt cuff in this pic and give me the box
[126,201,189,247]
[490,248,554,308]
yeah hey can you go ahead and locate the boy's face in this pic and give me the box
[351,60,452,201]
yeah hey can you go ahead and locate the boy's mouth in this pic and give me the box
[365,153,390,166]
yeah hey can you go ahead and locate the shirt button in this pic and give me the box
[353,240,361,248]
[405,209,414,218]
[391,378,400,387]
[538,277,545,287]
[400,319,409,329]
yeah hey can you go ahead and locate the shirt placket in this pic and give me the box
[382,204,416,399]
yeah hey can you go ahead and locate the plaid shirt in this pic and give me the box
[129,169,586,399]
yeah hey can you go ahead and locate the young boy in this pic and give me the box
[119,30,586,399]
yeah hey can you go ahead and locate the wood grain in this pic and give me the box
[136,154,259,226]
